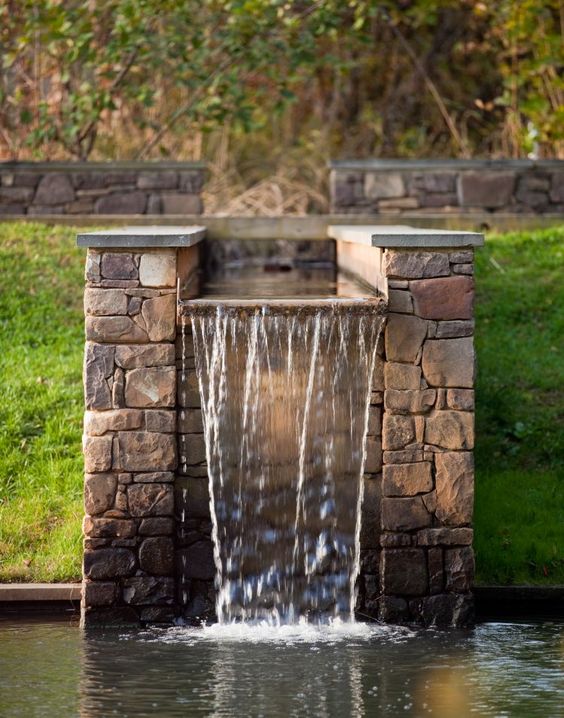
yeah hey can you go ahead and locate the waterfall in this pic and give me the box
[190,304,384,625]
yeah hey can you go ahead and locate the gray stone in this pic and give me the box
[112,367,125,408]
[330,172,364,206]
[417,527,473,546]
[435,451,474,525]
[83,581,118,607]
[378,596,409,623]
[384,250,450,279]
[385,314,427,363]
[179,171,205,193]
[410,172,456,193]
[139,518,174,535]
[382,548,428,595]
[95,191,147,214]
[28,205,65,215]
[84,548,136,579]
[365,172,404,200]
[419,192,458,208]
[381,496,431,531]
[139,537,174,575]
[84,343,115,410]
[122,576,175,605]
[100,252,137,280]
[84,473,117,515]
[0,186,34,203]
[414,593,474,628]
[458,171,515,208]
[422,338,475,388]
[137,171,178,190]
[550,173,564,203]
[179,540,216,580]
[360,478,381,550]
[33,174,75,205]
[388,290,413,314]
[115,343,175,369]
[116,432,176,472]
[384,389,436,414]
[179,434,207,466]
[160,193,202,214]
[128,483,174,517]
[125,367,176,408]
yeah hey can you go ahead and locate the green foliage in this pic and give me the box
[0,0,561,160]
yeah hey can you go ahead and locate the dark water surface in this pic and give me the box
[0,619,562,717]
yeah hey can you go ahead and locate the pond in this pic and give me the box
[1,619,562,717]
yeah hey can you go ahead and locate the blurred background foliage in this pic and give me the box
[0,0,562,209]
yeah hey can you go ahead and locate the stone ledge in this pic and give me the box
[77,225,206,248]
[0,583,82,601]
[329,158,564,171]
[1,160,206,172]
[328,224,484,247]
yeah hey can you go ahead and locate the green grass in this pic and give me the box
[0,222,562,584]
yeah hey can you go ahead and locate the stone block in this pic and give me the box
[0,186,34,203]
[446,389,474,411]
[422,338,474,388]
[84,473,117,515]
[385,314,427,363]
[382,497,431,531]
[112,367,125,408]
[133,471,175,483]
[419,192,458,208]
[141,294,176,342]
[145,409,176,433]
[139,537,174,574]
[428,547,444,594]
[410,172,456,194]
[84,548,136,579]
[125,367,176,408]
[83,581,118,607]
[330,171,364,206]
[416,527,473,546]
[382,462,433,496]
[33,174,75,205]
[128,483,174,517]
[367,406,381,435]
[382,548,428,595]
[449,250,473,264]
[160,193,202,214]
[178,371,201,408]
[139,251,176,287]
[388,289,413,313]
[104,171,137,185]
[116,432,177,472]
[84,288,128,316]
[84,343,115,410]
[550,172,564,203]
[458,171,515,208]
[360,478,381,549]
[410,276,473,320]
[380,533,412,547]
[414,593,474,628]
[86,316,148,343]
[122,576,175,605]
[377,596,409,622]
[139,517,174,535]
[382,415,416,451]
[28,205,65,215]
[83,435,113,473]
[384,250,450,279]
[364,437,382,473]
[83,517,136,539]
[383,448,423,464]
[445,547,474,591]
[177,409,204,433]
[178,540,216,580]
[95,191,147,214]
[115,343,175,369]
[137,171,178,190]
[452,263,473,276]
[384,389,436,414]
[365,172,404,200]
[179,171,205,193]
[430,320,474,339]
[179,434,207,466]
[384,362,421,390]
[84,409,143,436]
[425,412,474,451]
[100,252,137,280]
[434,451,474,525]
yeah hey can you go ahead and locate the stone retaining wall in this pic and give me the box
[330,159,564,215]
[0,162,205,216]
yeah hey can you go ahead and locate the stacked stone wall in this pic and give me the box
[0,162,204,216]
[82,248,179,624]
[330,160,564,215]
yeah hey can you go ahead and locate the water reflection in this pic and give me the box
[0,620,562,717]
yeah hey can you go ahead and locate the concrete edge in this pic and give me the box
[77,225,207,248]
[329,158,564,171]
[328,223,485,247]
[0,583,82,601]
[0,160,207,172]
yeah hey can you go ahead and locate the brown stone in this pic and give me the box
[83,435,113,473]
[84,473,117,515]
[179,434,207,466]
[85,252,101,283]
[388,290,413,313]
[385,314,428,363]
[139,537,174,575]
[422,338,475,388]
[139,517,174,535]
[116,431,176,472]
[384,362,421,390]
[365,172,404,199]
[100,253,138,280]
[34,173,75,205]
[160,193,202,214]
[122,576,175,605]
[115,343,175,369]
[84,409,143,436]
[384,389,436,414]
[178,477,211,519]
[417,527,473,546]
[133,471,175,483]
[128,483,174,517]
[425,412,474,451]
[414,593,474,628]
[445,547,474,591]
[83,517,136,539]
[141,294,176,342]
[410,276,473,320]
[84,343,114,410]
[86,316,148,343]
[449,250,473,264]
[428,547,444,594]
[367,406,381,435]
[380,533,412,547]
[83,581,118,607]
[446,389,474,411]
[452,263,473,275]
[382,497,431,531]
[458,171,515,208]
[383,448,423,464]
[84,288,128,316]
[382,548,428,595]
[125,367,176,408]
[382,415,416,451]
[138,252,176,287]
[365,437,382,473]
[430,320,474,339]
[434,452,474,525]
[382,462,433,496]
[178,371,201,408]
[360,478,381,550]
[112,367,125,408]
[384,250,450,279]
[145,410,175,433]
[84,548,136,579]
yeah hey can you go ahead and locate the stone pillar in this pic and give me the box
[379,247,476,627]
[78,227,204,626]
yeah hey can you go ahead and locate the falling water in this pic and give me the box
[190,304,384,625]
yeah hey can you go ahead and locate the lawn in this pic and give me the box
[0,222,562,584]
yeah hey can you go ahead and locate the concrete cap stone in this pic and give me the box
[328,224,484,247]
[77,225,206,248]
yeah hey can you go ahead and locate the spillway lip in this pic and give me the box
[178,296,387,316]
